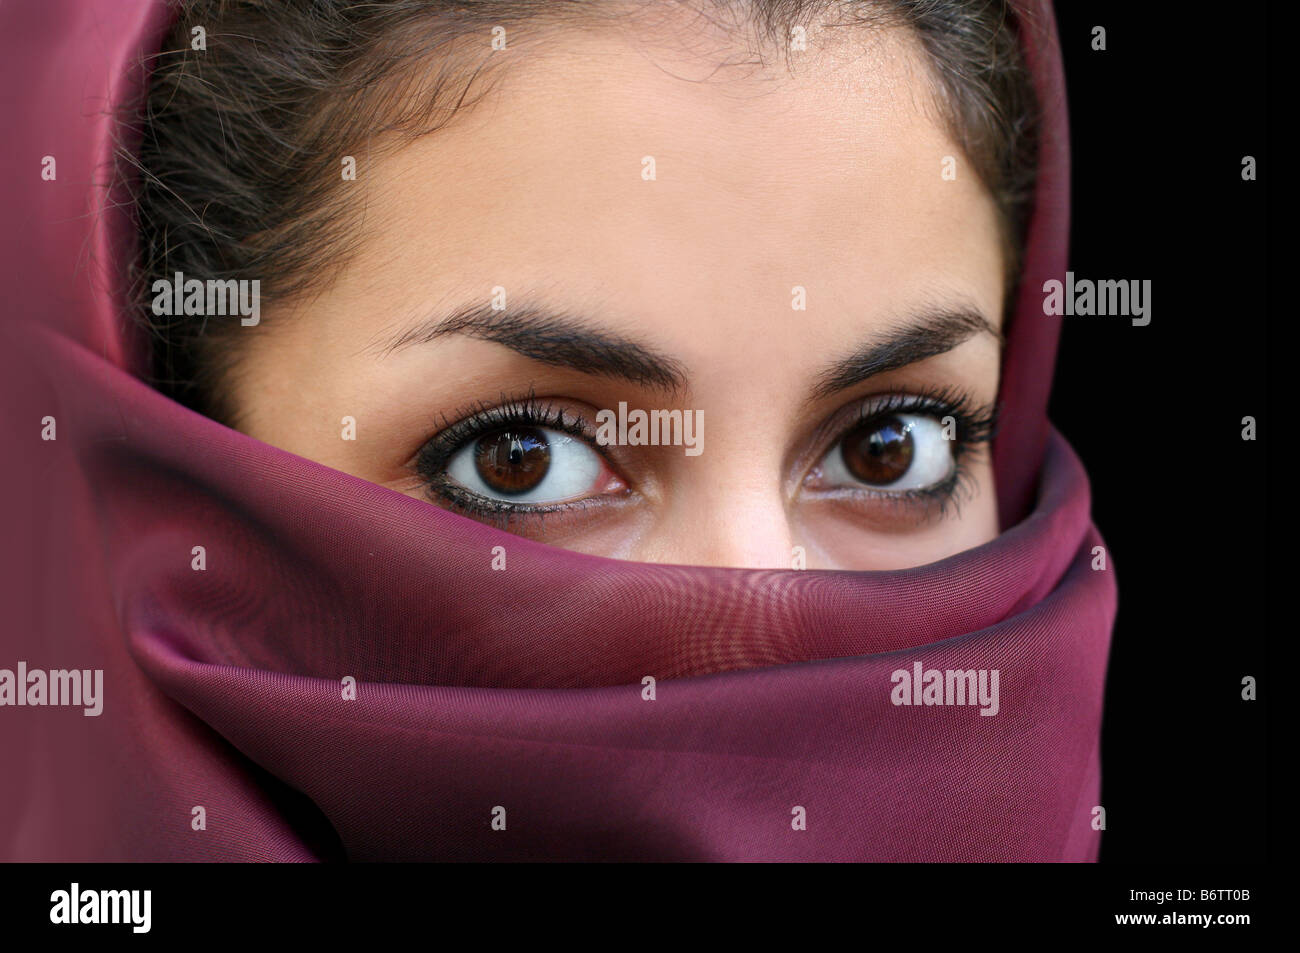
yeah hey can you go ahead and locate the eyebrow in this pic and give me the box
[808,307,1002,401]
[381,302,689,398]
[380,300,1000,401]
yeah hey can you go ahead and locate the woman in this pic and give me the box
[0,0,1113,861]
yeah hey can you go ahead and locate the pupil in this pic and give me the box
[475,428,551,495]
[841,416,914,485]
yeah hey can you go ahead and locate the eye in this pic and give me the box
[818,413,954,491]
[444,425,606,504]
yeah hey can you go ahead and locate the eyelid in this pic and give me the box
[412,391,602,471]
[795,394,997,527]
[409,391,633,508]
[792,385,997,489]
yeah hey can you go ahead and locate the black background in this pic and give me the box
[1050,3,1267,861]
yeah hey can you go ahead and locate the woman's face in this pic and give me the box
[232,24,1006,570]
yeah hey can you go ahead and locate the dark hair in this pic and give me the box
[120,0,1038,423]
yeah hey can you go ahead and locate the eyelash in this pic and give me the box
[806,385,999,522]
[412,389,610,529]
[411,385,999,527]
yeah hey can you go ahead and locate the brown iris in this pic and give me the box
[840,415,914,485]
[474,428,551,495]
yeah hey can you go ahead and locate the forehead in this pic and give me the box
[342,22,1005,368]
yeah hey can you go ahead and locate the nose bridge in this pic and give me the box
[708,495,797,569]
[644,462,797,569]
[636,336,802,567]
[623,252,811,568]
[666,503,795,570]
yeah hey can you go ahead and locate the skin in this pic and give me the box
[232,18,1007,570]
